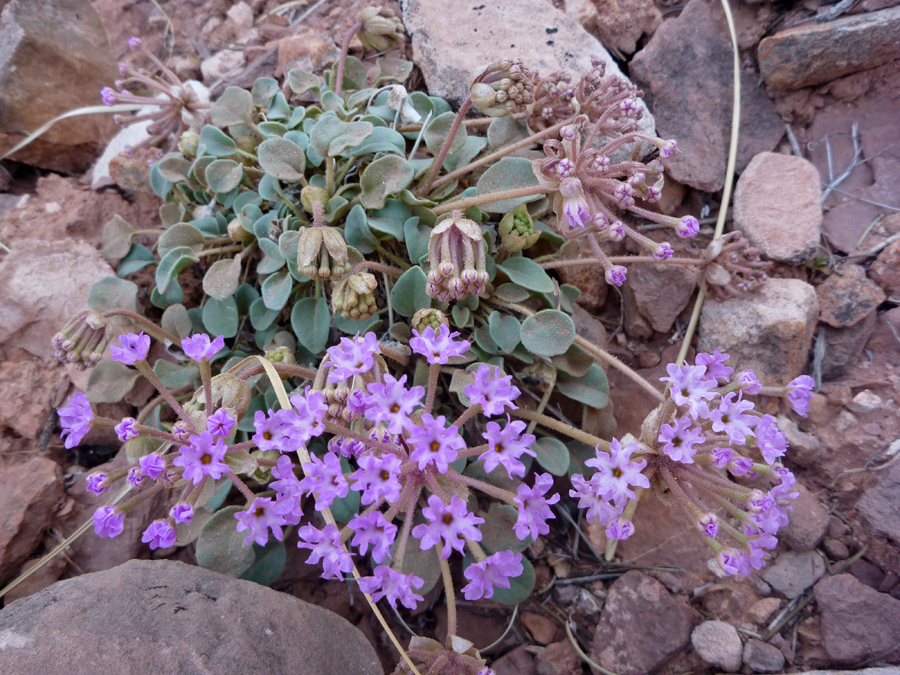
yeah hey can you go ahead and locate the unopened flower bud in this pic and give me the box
[411,308,449,334]
[332,272,379,320]
[227,219,253,243]
[426,211,489,302]
[297,226,351,281]
[210,371,252,421]
[498,204,540,254]
[265,346,296,367]
[53,309,111,370]
[469,58,534,117]
[356,6,406,52]
[300,186,329,214]
[178,131,200,158]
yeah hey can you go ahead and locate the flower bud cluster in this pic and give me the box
[52,310,110,370]
[469,58,535,118]
[426,211,490,302]
[699,230,771,300]
[297,226,352,281]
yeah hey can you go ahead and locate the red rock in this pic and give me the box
[536,640,581,675]
[276,29,340,78]
[0,559,383,675]
[817,265,885,328]
[0,0,119,173]
[761,551,826,599]
[521,611,559,645]
[591,571,699,675]
[742,638,785,672]
[814,573,900,664]
[758,5,900,90]
[858,460,900,547]
[870,239,900,297]
[630,0,784,191]
[0,458,64,585]
[691,620,743,672]
[491,645,539,675]
[733,153,823,263]
[629,260,697,333]
[0,359,68,440]
[820,311,878,380]
[2,554,66,604]
[559,240,609,311]
[780,483,829,552]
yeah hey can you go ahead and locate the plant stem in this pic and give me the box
[431,185,550,216]
[197,244,244,259]
[454,403,482,429]
[351,260,405,278]
[135,361,196,431]
[510,408,608,450]
[448,472,517,505]
[235,362,317,381]
[420,97,472,197]
[424,363,440,414]
[102,310,180,344]
[227,470,256,502]
[440,557,457,647]
[393,486,421,573]
[333,21,364,98]
[200,360,213,414]
[540,256,701,269]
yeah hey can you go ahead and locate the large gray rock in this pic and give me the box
[0,559,383,675]
[733,152,823,263]
[0,0,119,172]
[630,0,784,192]
[698,278,818,386]
[399,0,654,138]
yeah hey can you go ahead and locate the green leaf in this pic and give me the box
[155,154,192,183]
[474,326,498,354]
[492,282,530,303]
[153,359,200,390]
[476,157,542,212]
[211,86,254,127]
[451,305,470,328]
[344,204,377,254]
[257,137,306,181]
[550,343,594,377]
[205,159,243,194]
[100,215,135,260]
[348,125,406,157]
[158,223,205,258]
[196,505,256,577]
[390,266,430,317]
[488,311,521,354]
[403,216,431,264]
[88,276,138,313]
[291,297,330,354]
[520,309,576,357]
[156,246,197,295]
[557,364,609,409]
[161,303,193,340]
[309,115,374,157]
[533,436,570,475]
[375,57,414,85]
[359,155,414,209]
[85,359,140,403]
[329,458,361,521]
[287,68,323,95]
[251,76,280,107]
[116,244,156,278]
[498,256,554,293]
[257,238,286,274]
[424,111,467,158]
[149,163,173,198]
[249,296,280,331]
[198,124,237,157]
[487,116,531,150]
[480,503,531,554]
[392,514,442,595]
[241,540,286,586]
[202,296,239,338]
[261,270,292,311]
[203,257,242,301]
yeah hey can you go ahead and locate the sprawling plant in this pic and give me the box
[49,6,804,672]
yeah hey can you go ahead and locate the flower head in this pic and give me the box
[358,566,424,610]
[658,417,705,464]
[660,363,718,419]
[410,324,471,364]
[115,417,139,442]
[412,495,484,559]
[755,415,787,464]
[110,332,150,366]
[605,265,627,287]
[297,523,354,580]
[235,497,286,546]
[559,177,591,229]
[786,375,814,417]
[298,451,349,511]
[86,472,109,495]
[324,333,380,382]
[142,520,177,550]
[464,364,520,416]
[736,369,762,394]
[708,392,756,445]
[408,414,465,473]
[513,473,560,540]
[675,215,699,238]
[170,503,194,524]
[181,333,225,362]
[461,550,524,600]
[348,511,397,563]
[698,513,718,539]
[606,516,635,540]
[696,350,733,382]
[280,388,327,446]
[480,416,536,479]
[585,438,649,506]
[139,452,166,481]
[365,373,424,434]
[252,410,289,452]
[350,452,403,506]
[59,392,94,449]
[207,408,236,438]
[172,432,229,484]
[93,506,125,538]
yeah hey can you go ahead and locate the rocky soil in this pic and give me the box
[1,0,899,672]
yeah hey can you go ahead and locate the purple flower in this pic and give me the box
[461,550,524,601]
[127,466,148,489]
[110,332,151,366]
[252,410,288,452]
[348,511,397,563]
[358,566,424,610]
[652,242,674,261]
[139,452,166,481]
[717,548,742,576]
[345,389,373,417]
[297,523,354,580]
[86,472,109,495]
[408,413,465,473]
[270,455,303,524]
[464,364,520,416]
[235,497,286,546]
[59,392,94,449]
[585,439,649,507]
[280,388,327,446]
[660,363,718,419]
[606,516,635,541]
[181,333,225,362]
[659,139,677,158]
[559,177,591,229]
[675,215,699,238]
[604,265,627,287]
[657,417,705,464]
[786,375,815,417]
[412,495,484,559]
[698,513,718,539]
[513,473,560,541]
[329,435,366,458]
[708,392,756,445]
[410,324,471,364]
[607,220,625,241]
[172,431,229,484]
[350,452,403,505]
[100,87,118,106]
[736,369,762,394]
[696,350,733,382]
[365,373,424,434]
[569,473,621,525]
[93,506,125,538]
[710,447,733,468]
[755,414,787,464]
[480,416,536,479]
[170,503,194,524]
[115,417,140,442]
[324,332,380,382]
[729,455,753,476]
[298,451,349,510]
[142,520,177,550]
[128,36,142,50]
[207,408,236,438]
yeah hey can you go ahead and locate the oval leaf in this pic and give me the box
[100,215,135,260]
[261,270,292,311]
[359,155,414,210]
[424,111,467,158]
[534,436,571,475]
[557,364,609,409]
[158,223,206,258]
[211,86,253,127]
[291,297,331,354]
[203,257,242,301]
[488,311,521,354]
[202,296,239,338]
[476,157,541,213]
[498,256,554,293]
[390,266,430,317]
[88,276,138,313]
[520,310,576,357]
[257,137,306,181]
[155,246,198,295]
[85,359,140,403]
[196,505,256,577]
[205,159,243,194]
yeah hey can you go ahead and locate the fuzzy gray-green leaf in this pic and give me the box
[257,137,306,181]
[520,309,576,357]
